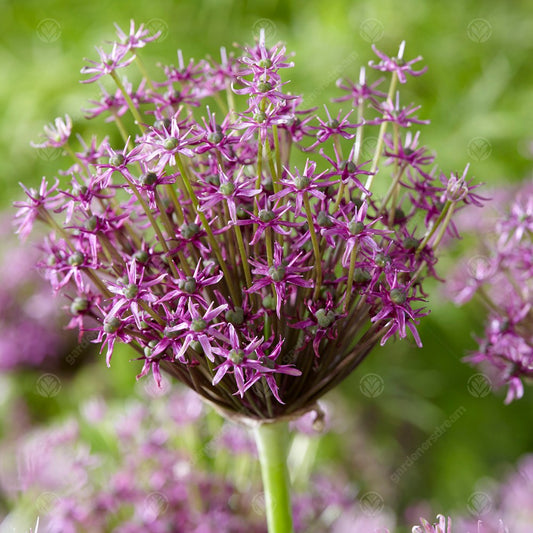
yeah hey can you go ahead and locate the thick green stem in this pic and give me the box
[253,422,294,533]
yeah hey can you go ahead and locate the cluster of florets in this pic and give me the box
[448,181,533,403]
[0,214,76,371]
[0,386,375,533]
[15,21,483,420]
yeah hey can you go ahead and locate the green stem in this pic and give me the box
[253,422,294,533]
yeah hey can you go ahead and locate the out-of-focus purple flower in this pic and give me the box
[30,115,72,149]
[447,180,533,403]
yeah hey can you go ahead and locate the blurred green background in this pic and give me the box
[1,0,532,529]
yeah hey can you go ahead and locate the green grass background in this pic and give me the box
[1,0,532,529]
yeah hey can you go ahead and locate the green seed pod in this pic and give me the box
[315,308,335,328]
[68,251,84,267]
[403,237,420,250]
[268,265,286,282]
[104,316,121,334]
[85,215,98,232]
[295,176,310,190]
[225,307,244,325]
[390,288,407,305]
[327,119,340,129]
[133,250,149,264]
[70,297,89,315]
[257,81,272,93]
[208,131,223,144]
[140,172,158,186]
[259,209,276,223]
[191,318,207,332]
[154,118,171,130]
[353,268,371,283]
[254,111,267,123]
[375,253,390,268]
[262,294,276,310]
[317,211,333,228]
[181,222,201,239]
[123,284,139,299]
[180,276,197,294]
[229,348,245,364]
[349,221,365,235]
[220,182,236,196]
[340,160,356,173]
[163,137,179,150]
[109,153,124,167]
[258,58,272,69]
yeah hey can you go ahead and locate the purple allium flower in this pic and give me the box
[0,216,77,370]
[369,41,428,84]
[447,180,532,403]
[30,115,72,149]
[17,25,483,421]
[0,386,393,533]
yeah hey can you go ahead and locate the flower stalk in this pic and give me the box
[253,421,294,533]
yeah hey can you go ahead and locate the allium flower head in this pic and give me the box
[447,180,533,403]
[17,24,483,421]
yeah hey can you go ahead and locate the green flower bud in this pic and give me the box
[70,297,89,315]
[68,251,84,267]
[317,211,333,228]
[257,81,272,93]
[104,316,121,334]
[179,276,197,294]
[258,58,272,69]
[262,294,276,309]
[163,137,179,150]
[206,174,220,186]
[85,215,98,232]
[353,268,371,283]
[220,182,235,196]
[191,318,207,332]
[295,176,310,190]
[140,172,158,186]
[315,308,335,328]
[109,153,124,167]
[123,284,139,299]
[190,340,203,352]
[225,307,244,325]
[207,130,223,144]
[254,111,267,123]
[229,348,245,364]
[259,209,276,223]
[340,160,356,173]
[268,265,286,282]
[403,237,420,250]
[390,288,407,305]
[375,253,390,268]
[133,250,149,264]
[181,222,201,239]
[327,118,339,129]
[349,221,365,235]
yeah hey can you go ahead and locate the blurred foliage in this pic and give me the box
[1,0,533,530]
